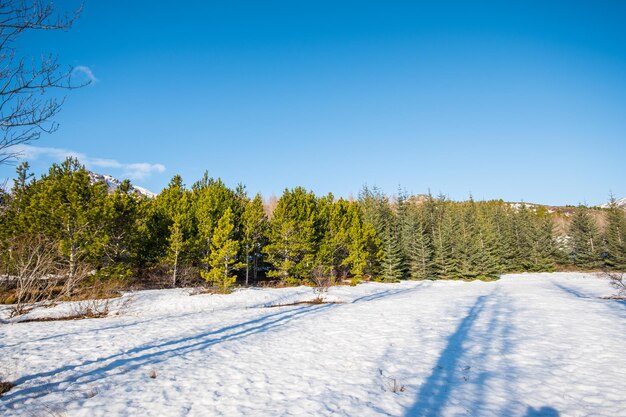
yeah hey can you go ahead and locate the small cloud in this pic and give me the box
[71,65,99,84]
[14,145,166,181]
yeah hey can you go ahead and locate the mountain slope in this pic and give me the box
[88,172,156,198]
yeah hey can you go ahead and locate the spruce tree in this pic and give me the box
[407,217,434,280]
[432,203,458,279]
[604,198,626,270]
[379,221,404,282]
[569,206,602,269]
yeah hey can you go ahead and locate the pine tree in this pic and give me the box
[103,179,141,266]
[193,174,239,276]
[202,208,240,293]
[165,192,192,287]
[317,197,352,280]
[242,194,268,285]
[343,203,381,281]
[26,158,109,285]
[264,187,319,283]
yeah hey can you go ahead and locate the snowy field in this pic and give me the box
[1,273,625,417]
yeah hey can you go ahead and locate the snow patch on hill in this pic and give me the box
[600,197,626,209]
[88,172,156,198]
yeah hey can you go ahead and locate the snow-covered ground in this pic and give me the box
[1,273,625,417]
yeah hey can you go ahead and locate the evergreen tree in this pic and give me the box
[193,174,239,276]
[165,192,192,287]
[379,221,404,282]
[569,206,602,269]
[202,208,240,293]
[472,204,502,278]
[264,187,319,283]
[432,202,458,279]
[26,158,109,283]
[407,217,434,280]
[316,196,352,281]
[343,202,381,280]
[242,194,268,285]
[604,198,626,270]
[103,179,141,266]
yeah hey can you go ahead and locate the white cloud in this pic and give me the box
[14,145,166,181]
[71,65,99,84]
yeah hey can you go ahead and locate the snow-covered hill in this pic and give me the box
[600,197,626,209]
[1,273,624,417]
[88,172,157,198]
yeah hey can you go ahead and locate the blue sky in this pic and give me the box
[2,0,625,205]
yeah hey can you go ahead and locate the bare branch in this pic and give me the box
[0,1,85,165]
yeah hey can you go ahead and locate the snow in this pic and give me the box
[600,197,626,209]
[1,273,625,417]
[88,172,156,199]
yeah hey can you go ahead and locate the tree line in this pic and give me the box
[1,158,625,297]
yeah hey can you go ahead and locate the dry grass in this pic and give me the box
[266,299,344,308]
[18,310,108,323]
[0,379,16,397]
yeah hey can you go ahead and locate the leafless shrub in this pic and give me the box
[70,297,110,319]
[4,234,59,317]
[58,263,93,301]
[603,270,626,299]
[311,266,334,302]
[31,405,68,417]
[84,387,99,398]
[378,369,405,393]
[114,294,135,316]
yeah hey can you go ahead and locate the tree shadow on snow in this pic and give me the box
[403,289,536,417]
[352,287,417,304]
[0,303,336,408]
[402,295,489,417]
[553,282,626,315]
[525,406,560,416]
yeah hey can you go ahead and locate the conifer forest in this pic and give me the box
[2,158,625,300]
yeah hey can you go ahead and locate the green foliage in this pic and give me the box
[3,158,609,290]
[264,187,319,282]
[242,194,268,285]
[24,158,109,278]
[603,198,626,270]
[201,208,240,293]
[406,217,434,280]
[379,221,404,282]
[569,206,602,269]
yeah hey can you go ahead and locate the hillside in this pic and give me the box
[88,172,156,198]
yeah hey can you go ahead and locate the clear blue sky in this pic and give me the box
[2,0,625,205]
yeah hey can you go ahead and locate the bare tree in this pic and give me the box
[604,270,626,299]
[5,233,58,316]
[0,0,86,164]
[311,266,333,302]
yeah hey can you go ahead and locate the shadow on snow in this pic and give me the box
[402,289,560,417]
